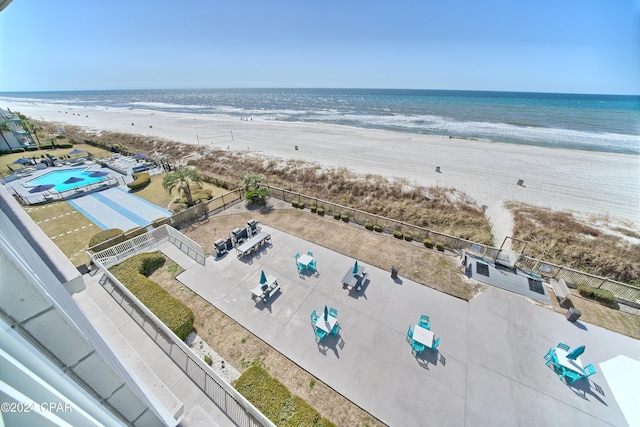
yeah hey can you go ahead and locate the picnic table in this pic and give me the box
[341,266,368,291]
[236,231,270,257]
[251,275,280,303]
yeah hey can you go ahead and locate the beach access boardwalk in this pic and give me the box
[175,226,639,427]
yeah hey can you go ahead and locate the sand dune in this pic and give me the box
[8,102,640,242]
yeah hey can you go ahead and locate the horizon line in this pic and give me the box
[1,87,639,97]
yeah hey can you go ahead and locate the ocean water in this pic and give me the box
[1,88,638,154]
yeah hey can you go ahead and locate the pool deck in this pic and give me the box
[3,163,128,204]
[69,186,172,230]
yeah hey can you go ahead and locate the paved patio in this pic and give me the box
[175,225,639,426]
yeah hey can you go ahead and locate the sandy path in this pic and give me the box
[8,102,640,240]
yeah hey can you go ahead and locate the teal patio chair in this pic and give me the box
[411,340,426,356]
[561,369,583,385]
[429,337,440,352]
[315,327,328,343]
[556,342,570,351]
[308,251,314,257]
[544,348,558,366]
[297,262,305,273]
[406,325,413,343]
[331,322,341,336]
[419,315,431,330]
[311,310,319,325]
[295,253,301,260]
[309,259,317,270]
[583,364,597,379]
[329,307,338,318]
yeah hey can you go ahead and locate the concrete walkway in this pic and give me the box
[176,225,640,427]
[74,272,236,427]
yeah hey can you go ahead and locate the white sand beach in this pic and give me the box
[7,102,640,241]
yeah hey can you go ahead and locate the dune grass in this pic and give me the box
[506,202,640,285]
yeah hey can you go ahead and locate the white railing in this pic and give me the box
[90,224,205,269]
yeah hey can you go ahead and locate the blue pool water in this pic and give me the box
[28,169,108,192]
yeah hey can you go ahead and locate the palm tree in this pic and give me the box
[162,167,203,206]
[241,173,270,205]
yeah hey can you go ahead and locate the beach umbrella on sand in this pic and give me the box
[29,184,55,193]
[89,171,109,178]
[260,270,267,285]
[566,345,585,360]
[69,149,86,156]
[324,304,328,322]
[352,260,359,274]
[132,153,148,159]
[13,158,31,165]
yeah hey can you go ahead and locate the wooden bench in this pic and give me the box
[551,279,571,307]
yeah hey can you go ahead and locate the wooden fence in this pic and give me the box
[265,184,640,308]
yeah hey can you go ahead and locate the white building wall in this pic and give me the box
[0,185,176,426]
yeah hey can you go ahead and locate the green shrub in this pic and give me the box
[110,252,194,340]
[235,365,335,427]
[189,189,212,205]
[317,207,324,216]
[26,145,39,151]
[11,147,25,153]
[393,230,403,239]
[365,222,374,231]
[291,200,299,208]
[57,142,73,149]
[38,144,54,150]
[127,172,151,191]
[298,202,305,209]
[88,228,124,249]
[310,205,317,213]
[576,284,616,304]
[204,355,212,366]
[423,238,434,249]
[340,214,349,222]
[436,243,445,252]
[172,203,188,213]
[374,224,383,232]
[334,212,341,220]
[403,232,413,241]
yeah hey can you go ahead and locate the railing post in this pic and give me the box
[553,266,563,279]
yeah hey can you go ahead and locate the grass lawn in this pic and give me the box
[24,201,95,266]
[132,172,233,211]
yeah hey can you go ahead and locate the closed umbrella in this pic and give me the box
[29,184,55,193]
[260,270,267,285]
[352,260,359,274]
[324,304,328,321]
[566,345,585,360]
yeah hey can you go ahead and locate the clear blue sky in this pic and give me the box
[1,0,638,94]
